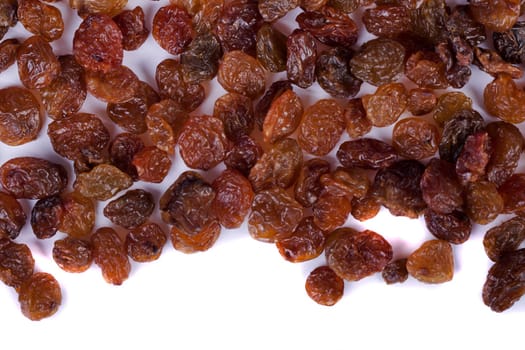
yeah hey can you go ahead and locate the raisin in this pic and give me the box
[254,80,293,131]
[17,0,64,41]
[30,196,63,240]
[0,38,18,73]
[170,221,221,254]
[276,216,325,263]
[485,121,523,186]
[470,0,520,32]
[0,86,42,146]
[52,237,92,273]
[91,227,131,285]
[218,50,266,99]
[211,169,254,229]
[147,99,188,141]
[363,5,412,38]
[180,31,222,83]
[465,181,504,225]
[156,61,204,112]
[424,209,471,244]
[248,187,303,243]
[482,248,525,312]
[113,6,149,51]
[325,228,393,281]
[362,83,407,127]
[484,73,525,124]
[193,0,224,34]
[392,117,440,160]
[152,5,194,55]
[73,164,132,201]
[455,131,491,184]
[146,110,176,155]
[294,158,331,208]
[0,0,17,28]
[256,23,287,73]
[38,55,87,120]
[132,146,172,184]
[445,5,486,46]
[109,133,144,180]
[351,195,381,221]
[349,37,405,86]
[407,240,454,284]
[104,189,155,229]
[69,0,127,17]
[298,99,346,156]
[382,258,409,284]
[407,89,437,116]
[420,158,463,214]
[214,93,254,143]
[0,239,34,290]
[262,89,303,144]
[301,0,329,11]
[169,0,203,15]
[405,50,448,89]
[493,22,525,63]
[439,109,485,163]
[259,0,299,22]
[125,223,167,262]
[0,192,26,240]
[58,191,95,239]
[337,138,398,170]
[286,29,317,88]
[372,159,426,218]
[410,0,448,44]
[344,98,372,138]
[248,138,303,192]
[474,47,523,79]
[16,35,60,90]
[305,265,344,306]
[316,47,362,99]
[312,192,352,232]
[499,174,525,213]
[432,92,472,127]
[320,167,370,199]
[85,65,139,104]
[18,272,61,321]
[224,135,263,177]
[483,217,525,262]
[73,14,123,73]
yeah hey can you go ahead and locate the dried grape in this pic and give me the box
[125,223,167,262]
[104,189,154,229]
[0,192,26,240]
[0,239,34,290]
[52,237,93,273]
[406,239,454,284]
[30,195,63,239]
[91,227,131,285]
[305,265,344,306]
[18,272,61,321]
[132,146,172,184]
[152,5,194,55]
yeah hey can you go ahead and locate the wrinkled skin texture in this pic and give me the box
[0,87,42,146]
[73,164,132,201]
[31,195,64,239]
[276,216,325,263]
[382,259,408,284]
[58,192,95,239]
[316,47,362,99]
[259,0,299,22]
[321,165,369,198]
[69,0,127,17]
[213,92,254,143]
[454,131,490,184]
[104,189,155,229]
[484,217,525,262]
[484,73,525,124]
[392,117,440,160]
[256,23,287,73]
[287,29,317,88]
[17,35,60,89]
[146,111,176,154]
[17,0,64,41]
[248,187,303,243]
[254,80,293,130]
[420,158,463,214]
[470,0,520,32]
[224,135,263,177]
[410,0,448,44]
[170,222,221,254]
[263,89,303,144]
[0,192,26,240]
[344,98,372,138]
[0,157,68,200]
[362,83,408,127]
[294,158,331,208]
[325,228,393,281]
[432,92,472,127]
[0,239,34,290]
[337,138,398,169]
[407,88,437,116]
[132,146,171,183]
[146,99,187,141]
[499,174,525,213]
[18,272,61,321]
[109,133,144,180]
[405,51,448,89]
[218,50,266,99]
[474,47,523,79]
[493,22,525,63]
[424,209,471,244]
[465,181,504,225]
[351,194,381,222]
[113,6,149,51]
[211,169,254,229]
[482,248,525,312]
[406,240,454,284]
[363,5,412,38]
[439,109,485,163]
[312,192,352,232]
[0,38,19,73]
[485,121,524,186]
[91,227,131,285]
[126,223,167,262]
[85,65,140,104]
[305,265,344,306]
[181,31,222,83]
[153,5,194,55]
[52,237,93,273]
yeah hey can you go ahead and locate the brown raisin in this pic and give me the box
[337,138,398,170]
[0,238,34,290]
[420,158,463,214]
[85,65,139,104]
[0,38,18,73]
[406,239,454,284]
[439,109,485,163]
[305,265,344,306]
[392,117,440,160]
[30,195,63,239]
[294,158,331,208]
[113,6,149,51]
[286,29,317,88]
[470,0,519,32]
[455,131,491,184]
[259,0,299,22]
[382,258,409,284]
[58,191,95,239]
[91,227,131,285]
[18,272,61,321]
[218,50,266,99]
[405,50,448,89]
[214,93,254,143]
[315,47,362,99]
[224,135,263,177]
[424,209,472,244]
[104,189,155,229]
[147,99,188,142]
[344,98,372,138]
[362,83,408,127]
[485,121,524,186]
[180,30,222,83]
[499,174,525,213]
[484,73,525,124]
[132,146,172,184]
[52,237,93,273]
[262,89,303,144]
[312,192,352,232]
[256,23,287,73]
[0,192,26,240]
[483,216,525,262]
[17,35,60,89]
[276,216,325,263]
[17,0,64,41]
[351,194,381,222]
[465,181,504,225]
[320,167,370,199]
[254,80,293,131]
[0,87,42,146]
[152,5,194,55]
[363,5,412,38]
[407,88,437,116]
[69,0,127,17]
[73,164,132,201]
[125,222,167,262]
[109,133,144,180]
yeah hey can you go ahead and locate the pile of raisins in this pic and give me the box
[1,0,525,320]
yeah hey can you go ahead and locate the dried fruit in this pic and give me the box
[474,47,523,78]
[132,146,172,184]
[0,192,26,240]
[455,131,491,184]
[146,110,176,155]
[259,0,299,22]
[316,47,362,99]
[424,209,471,244]
[483,217,525,262]
[85,65,139,104]
[337,138,398,169]
[312,192,352,232]
[113,6,149,51]
[0,87,42,146]
[0,239,34,290]
[344,98,372,138]
[17,0,64,41]
[484,73,525,124]
[392,117,439,160]
[58,191,95,239]
[499,174,525,213]
[213,92,254,143]
[256,23,287,72]
[420,158,463,214]
[147,99,188,141]
[152,5,194,55]
[31,195,63,239]
[407,88,437,116]
[73,164,132,201]
[320,167,370,199]
[125,223,167,262]
[407,240,454,284]
[17,35,60,89]
[351,195,381,221]
[493,22,525,63]
[180,31,222,83]
[104,189,154,229]
[382,259,409,284]
[217,50,266,99]
[224,135,263,177]
[305,265,344,306]
[405,51,448,89]
[276,216,325,263]
[485,121,524,186]
[109,133,144,180]
[52,237,93,273]
[465,181,504,225]
[294,158,331,208]
[18,272,61,321]
[363,5,412,38]
[91,227,131,285]
[286,29,317,88]
[470,0,520,32]
[0,38,18,73]
[262,89,303,144]
[439,109,485,163]
[69,0,127,17]
[254,80,293,130]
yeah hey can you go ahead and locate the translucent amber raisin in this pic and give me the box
[305,265,344,306]
[126,222,167,262]
[406,239,454,284]
[18,272,61,321]
[52,237,93,273]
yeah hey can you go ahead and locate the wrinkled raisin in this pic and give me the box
[424,209,471,244]
[337,138,398,170]
[305,265,344,306]
[382,258,408,284]
[104,189,154,229]
[407,88,437,116]
[125,223,167,262]
[0,38,18,73]
[263,89,303,144]
[276,216,325,263]
[316,47,362,99]
[407,239,454,284]
[31,195,63,239]
[312,192,352,232]
[0,238,34,290]
[17,35,60,89]
[256,23,287,73]
[0,192,26,240]
[362,83,407,127]
[132,146,172,184]
[392,117,440,160]
[420,158,463,214]
[73,164,132,201]
[483,217,525,262]
[214,93,254,143]
[17,0,64,41]
[52,237,92,273]
[58,191,95,239]
[344,98,372,138]
[484,73,525,124]
[18,272,61,321]
[224,135,263,177]
[218,50,266,99]
[152,5,194,55]
[286,29,317,88]
[439,109,485,163]
[294,158,331,208]
[91,227,131,285]
[465,181,504,225]
[113,6,149,51]
[85,65,139,104]
[109,133,144,180]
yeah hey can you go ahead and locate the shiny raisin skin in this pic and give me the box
[482,248,525,312]
[125,223,167,262]
[424,209,471,244]
[483,217,525,262]
[362,83,408,127]
[259,0,299,22]
[439,109,485,163]
[170,221,221,254]
[147,99,188,142]
[351,195,381,222]
[406,239,454,284]
[455,131,491,184]
[85,65,139,104]
[405,51,448,89]
[344,98,372,138]
[392,117,440,160]
[363,5,412,38]
[432,92,472,127]
[298,99,346,156]
[104,189,155,229]
[52,237,93,273]
[31,195,63,240]
[248,187,303,243]
[420,158,463,214]
[499,174,525,213]
[484,73,525,124]
[73,14,123,73]
[211,169,254,229]
[320,167,369,199]
[470,0,520,32]
[0,86,42,146]
[305,265,344,306]
[493,22,525,63]
[214,93,254,143]
[485,121,524,186]
[337,138,398,170]
[474,47,523,79]
[146,112,176,155]
[256,23,287,73]
[0,38,18,73]
[262,89,303,144]
[152,5,194,55]
[69,0,127,17]
[294,158,331,208]
[218,50,266,99]
[58,191,95,239]
[17,35,60,89]
[325,228,393,281]
[180,31,222,83]
[0,192,26,240]
[17,0,64,42]
[132,146,172,184]
[113,6,149,51]
[382,259,409,284]
[109,133,144,180]
[0,238,34,290]
[91,227,131,285]
[287,29,317,89]
[276,216,325,263]
[254,80,293,131]
[312,192,352,232]
[465,181,504,225]
[316,47,362,99]
[224,135,263,177]
[407,88,437,116]
[73,164,132,201]
[18,272,61,321]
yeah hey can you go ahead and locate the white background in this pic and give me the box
[0,1,523,349]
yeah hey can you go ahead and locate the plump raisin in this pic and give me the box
[320,167,370,199]
[499,174,525,213]
[349,37,405,86]
[439,109,485,163]
[0,192,26,240]
[18,272,61,321]
[31,195,63,239]
[362,83,407,127]
[465,181,504,225]
[470,0,519,32]
[363,5,412,38]
[193,0,224,34]
[482,248,525,312]
[294,158,331,208]
[69,0,127,17]
[325,228,393,281]
[180,31,222,83]
[424,209,471,244]
[351,194,381,221]
[302,0,329,11]
[109,133,144,180]
[407,88,437,116]
[344,98,372,138]
[286,29,317,88]
[337,138,398,169]
[484,73,525,124]
[485,121,524,186]
[256,23,287,73]
[298,99,346,156]
[407,240,454,284]
[73,164,132,201]
[104,189,154,229]
[420,158,463,214]
[0,86,42,146]
[17,0,64,41]
[316,47,362,99]
[313,192,352,232]
[214,93,254,143]
[152,5,194,55]
[224,135,263,177]
[125,222,167,262]
[211,169,254,229]
[259,0,299,21]
[58,191,95,239]
[410,0,447,43]
[218,50,266,99]
[248,138,303,192]
[276,216,325,263]
[0,38,18,73]
[248,187,303,243]
[392,117,440,160]
[0,238,34,290]
[73,14,123,73]
[85,65,139,104]
[132,146,172,184]
[305,265,344,306]
[483,217,525,262]
[17,35,60,89]
[254,80,293,130]
[52,237,92,273]
[455,131,491,184]
[382,258,409,284]
[113,6,149,51]
[147,99,188,142]
[405,51,448,89]
[263,89,303,144]
[91,227,131,285]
